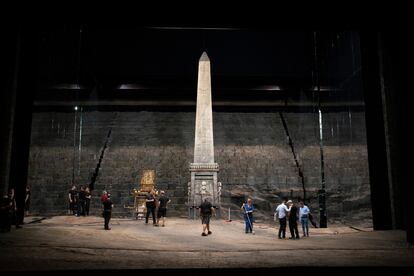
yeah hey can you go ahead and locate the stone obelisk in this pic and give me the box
[188,52,221,218]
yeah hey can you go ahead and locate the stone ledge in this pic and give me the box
[189,163,219,171]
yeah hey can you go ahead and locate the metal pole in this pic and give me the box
[314,31,327,228]
[78,106,83,177]
[193,197,196,220]
[318,108,327,228]
[72,107,78,185]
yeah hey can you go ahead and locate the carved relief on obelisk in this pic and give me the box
[188,52,220,218]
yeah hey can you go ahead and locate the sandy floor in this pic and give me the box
[0,216,413,271]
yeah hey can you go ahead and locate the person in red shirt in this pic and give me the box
[101,191,108,202]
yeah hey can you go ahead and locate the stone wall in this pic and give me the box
[27,110,371,225]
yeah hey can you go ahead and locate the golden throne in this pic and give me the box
[129,170,157,219]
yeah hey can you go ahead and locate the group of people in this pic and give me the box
[143,189,171,227]
[236,197,314,239]
[68,186,314,239]
[71,189,115,231]
[68,185,92,217]
[99,189,171,230]
[169,196,314,239]
[275,198,313,239]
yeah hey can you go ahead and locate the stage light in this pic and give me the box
[118,84,146,90]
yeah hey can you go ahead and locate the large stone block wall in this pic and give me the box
[27,110,371,225]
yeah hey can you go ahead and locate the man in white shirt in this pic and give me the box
[275,198,291,239]
[299,201,310,237]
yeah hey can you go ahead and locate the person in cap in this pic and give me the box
[287,200,300,240]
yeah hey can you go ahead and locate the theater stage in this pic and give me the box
[0,216,413,271]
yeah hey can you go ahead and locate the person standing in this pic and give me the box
[241,198,254,234]
[8,188,21,229]
[287,200,300,240]
[0,192,12,233]
[275,198,291,239]
[85,186,92,216]
[156,191,170,227]
[68,185,77,215]
[199,197,215,236]
[102,194,114,230]
[299,201,310,237]
[24,186,31,216]
[101,190,108,203]
[145,189,156,225]
[77,186,86,217]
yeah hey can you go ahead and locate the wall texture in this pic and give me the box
[27,110,372,225]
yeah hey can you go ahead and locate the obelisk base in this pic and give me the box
[188,163,221,219]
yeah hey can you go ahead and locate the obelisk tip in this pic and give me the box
[199,52,210,62]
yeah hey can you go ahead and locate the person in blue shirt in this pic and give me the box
[241,198,254,234]
[299,201,311,237]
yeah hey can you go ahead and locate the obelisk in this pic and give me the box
[188,52,221,218]
[194,52,214,163]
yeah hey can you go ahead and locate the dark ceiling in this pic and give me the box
[34,27,364,110]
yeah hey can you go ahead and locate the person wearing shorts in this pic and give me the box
[156,191,170,227]
[199,198,215,236]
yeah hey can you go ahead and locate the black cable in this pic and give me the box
[279,112,307,202]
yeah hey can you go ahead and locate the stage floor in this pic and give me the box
[0,216,413,270]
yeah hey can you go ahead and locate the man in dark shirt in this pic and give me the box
[156,191,171,227]
[145,190,156,225]
[68,185,77,215]
[0,193,12,232]
[77,186,86,217]
[8,188,21,229]
[287,200,300,240]
[199,197,215,236]
[102,194,114,230]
